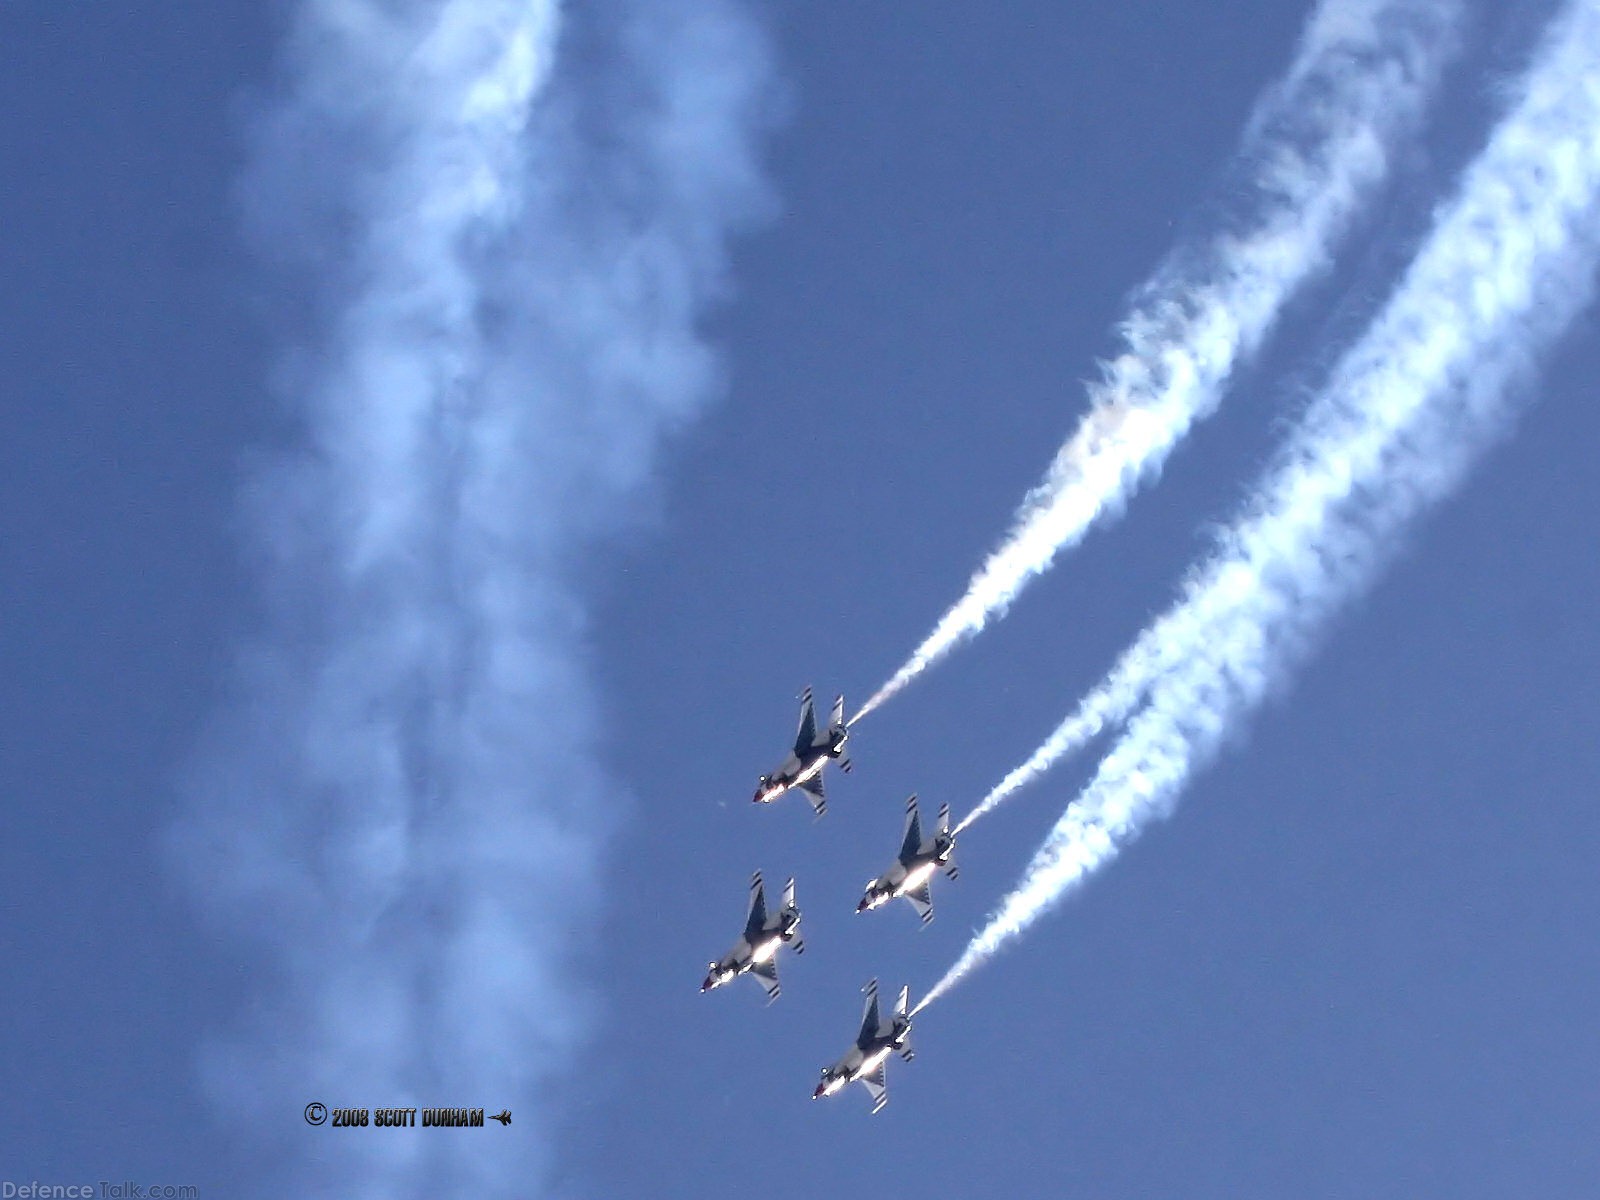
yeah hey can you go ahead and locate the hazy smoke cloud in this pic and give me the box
[857,0,1462,723]
[171,2,776,1195]
[923,0,1600,1011]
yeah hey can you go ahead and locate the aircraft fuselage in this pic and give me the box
[814,1025,908,1098]
[753,752,824,804]
[753,728,846,804]
[702,909,800,991]
[861,835,955,908]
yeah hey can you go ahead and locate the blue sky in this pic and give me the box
[4,2,1598,1197]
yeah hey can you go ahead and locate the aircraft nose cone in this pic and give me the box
[812,1083,826,1100]
[856,898,870,913]
[700,977,714,992]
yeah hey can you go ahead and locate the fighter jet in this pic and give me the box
[857,794,959,925]
[752,686,851,815]
[701,872,804,1002]
[489,1110,512,1126]
[813,979,914,1113]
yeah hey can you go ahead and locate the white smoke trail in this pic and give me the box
[921,0,1600,1014]
[170,2,773,1196]
[854,0,1462,724]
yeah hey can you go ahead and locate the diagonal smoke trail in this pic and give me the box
[170,2,774,1196]
[920,0,1600,1014]
[853,0,1462,725]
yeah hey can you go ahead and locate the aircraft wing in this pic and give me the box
[798,772,826,817]
[745,872,768,936]
[861,1061,888,1114]
[898,794,923,862]
[750,957,780,1002]
[857,979,881,1046]
[793,686,818,753]
[905,880,934,925]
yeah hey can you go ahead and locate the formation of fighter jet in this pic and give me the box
[701,872,804,1002]
[753,686,851,815]
[858,793,959,925]
[703,686,955,1112]
[813,979,915,1113]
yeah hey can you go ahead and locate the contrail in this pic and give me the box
[853,0,1462,725]
[921,0,1600,1014]
[170,2,774,1196]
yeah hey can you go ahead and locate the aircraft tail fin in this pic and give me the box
[781,876,803,952]
[831,693,846,729]
[895,985,915,1060]
[937,803,959,877]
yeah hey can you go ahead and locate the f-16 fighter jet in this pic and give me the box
[813,979,914,1113]
[701,872,804,1002]
[752,686,851,815]
[857,794,959,925]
